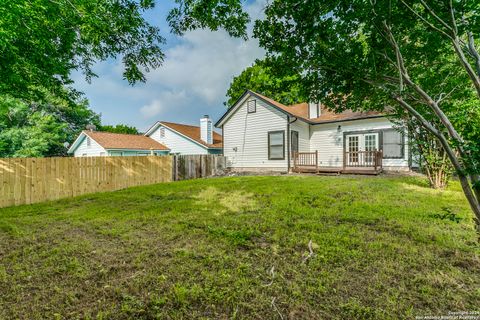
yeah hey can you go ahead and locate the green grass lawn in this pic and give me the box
[0,175,479,319]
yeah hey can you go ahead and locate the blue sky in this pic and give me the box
[72,0,266,132]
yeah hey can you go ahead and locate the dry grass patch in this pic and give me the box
[195,186,258,214]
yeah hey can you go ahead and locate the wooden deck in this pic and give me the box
[292,151,383,175]
[292,166,382,175]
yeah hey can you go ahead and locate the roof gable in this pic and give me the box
[215,90,385,127]
[146,121,223,149]
[68,131,169,153]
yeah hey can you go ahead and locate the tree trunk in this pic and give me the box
[458,174,480,234]
[394,96,480,233]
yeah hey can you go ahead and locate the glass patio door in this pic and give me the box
[364,133,378,165]
[346,133,379,166]
[347,135,360,166]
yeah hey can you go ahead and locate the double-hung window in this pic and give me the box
[268,131,285,160]
[382,129,404,159]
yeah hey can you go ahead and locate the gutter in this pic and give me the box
[287,116,298,173]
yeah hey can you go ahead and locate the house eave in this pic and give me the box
[154,122,216,150]
[67,131,104,154]
[308,115,386,125]
[215,90,388,128]
[144,121,160,137]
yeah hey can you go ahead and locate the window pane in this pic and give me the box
[383,145,402,158]
[270,145,284,158]
[364,134,377,151]
[383,130,403,158]
[383,130,402,144]
[269,132,283,145]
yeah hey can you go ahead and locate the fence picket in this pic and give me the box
[0,155,225,208]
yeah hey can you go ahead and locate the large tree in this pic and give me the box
[98,124,139,135]
[0,0,248,156]
[0,89,100,158]
[0,0,248,102]
[226,58,305,107]
[252,0,480,230]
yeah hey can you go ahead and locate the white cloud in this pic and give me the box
[140,90,188,118]
[73,0,267,130]
[146,28,264,104]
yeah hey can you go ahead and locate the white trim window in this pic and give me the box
[382,129,404,159]
[268,131,285,160]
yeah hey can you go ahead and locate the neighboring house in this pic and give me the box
[68,131,170,157]
[215,90,411,173]
[145,116,223,155]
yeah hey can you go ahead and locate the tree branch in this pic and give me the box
[467,31,480,78]
[400,0,452,39]
[418,0,453,33]
[448,0,458,35]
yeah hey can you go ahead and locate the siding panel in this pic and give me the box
[149,126,209,155]
[73,135,106,157]
[223,98,288,169]
[291,120,310,153]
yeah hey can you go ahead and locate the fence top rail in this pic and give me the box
[0,155,172,161]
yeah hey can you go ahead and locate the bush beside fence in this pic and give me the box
[0,155,226,208]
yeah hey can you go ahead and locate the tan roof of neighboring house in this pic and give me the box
[252,91,384,124]
[160,121,223,148]
[84,131,169,150]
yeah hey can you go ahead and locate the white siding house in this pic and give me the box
[71,134,107,157]
[145,117,223,155]
[149,125,208,155]
[309,118,409,170]
[216,90,411,173]
[68,131,170,157]
[222,97,288,170]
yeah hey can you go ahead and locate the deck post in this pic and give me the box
[293,152,296,172]
[315,150,319,173]
[379,150,383,170]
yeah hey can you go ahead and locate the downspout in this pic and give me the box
[287,116,298,173]
[221,125,224,156]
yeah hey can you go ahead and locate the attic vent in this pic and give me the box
[247,100,256,113]
[86,137,91,147]
[160,127,165,138]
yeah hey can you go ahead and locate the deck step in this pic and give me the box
[293,166,382,175]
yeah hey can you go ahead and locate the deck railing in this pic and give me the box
[343,150,383,170]
[292,151,318,171]
[293,150,383,172]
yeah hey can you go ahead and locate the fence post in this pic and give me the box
[172,155,177,181]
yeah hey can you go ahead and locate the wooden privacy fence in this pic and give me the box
[0,155,226,208]
[173,154,227,181]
